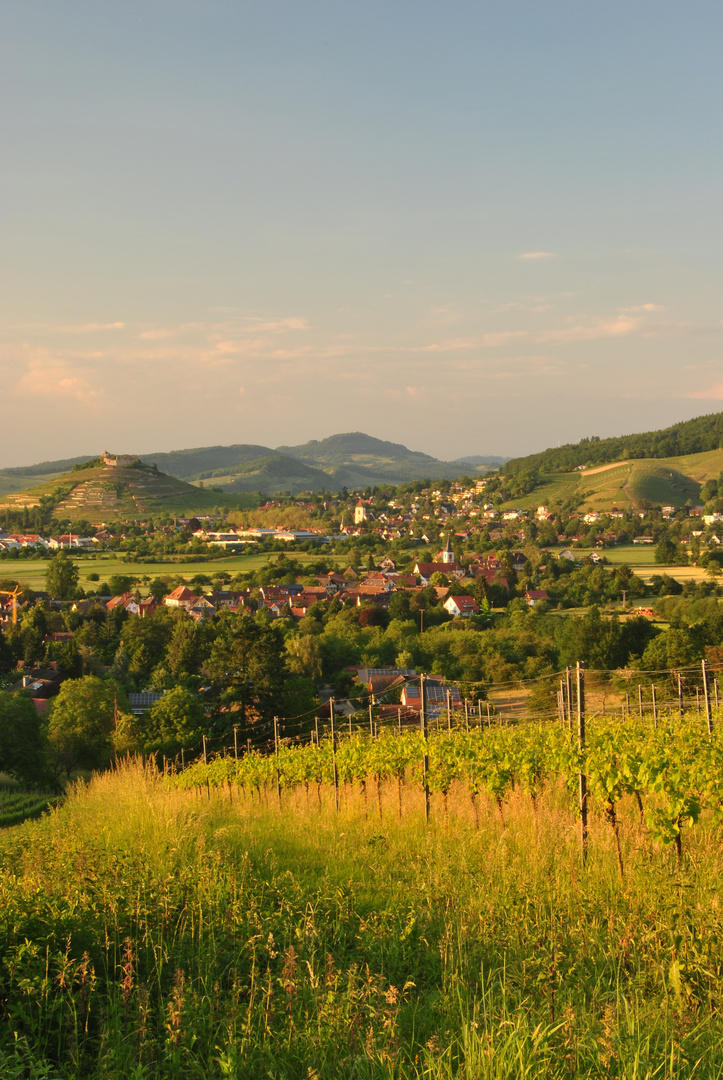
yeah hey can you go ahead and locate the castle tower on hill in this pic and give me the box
[102,451,139,468]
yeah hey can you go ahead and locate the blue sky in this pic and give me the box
[2,1,722,466]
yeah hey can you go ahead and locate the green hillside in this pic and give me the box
[504,411,723,476]
[0,460,249,521]
[501,450,723,512]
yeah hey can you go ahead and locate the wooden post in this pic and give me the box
[202,735,207,765]
[637,685,643,721]
[349,711,352,737]
[566,666,573,730]
[273,716,282,809]
[577,662,588,866]
[715,678,719,710]
[651,684,658,729]
[447,689,452,731]
[181,747,185,770]
[398,707,402,734]
[625,691,630,718]
[369,701,374,736]
[678,674,684,717]
[696,687,701,715]
[315,716,319,744]
[478,699,482,727]
[486,701,491,728]
[233,726,238,761]
[464,698,470,731]
[702,660,713,737]
[420,675,429,823]
[330,698,339,812]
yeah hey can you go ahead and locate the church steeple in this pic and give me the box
[440,534,454,565]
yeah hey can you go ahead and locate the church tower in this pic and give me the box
[440,535,455,565]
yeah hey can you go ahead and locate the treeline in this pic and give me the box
[503,411,723,476]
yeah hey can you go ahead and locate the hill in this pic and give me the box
[137,433,494,493]
[503,411,723,476]
[500,448,723,512]
[0,459,249,521]
[1,434,497,496]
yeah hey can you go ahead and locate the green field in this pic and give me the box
[0,551,344,592]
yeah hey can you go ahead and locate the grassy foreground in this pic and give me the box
[2,763,723,1078]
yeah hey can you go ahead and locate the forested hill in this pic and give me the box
[503,412,723,476]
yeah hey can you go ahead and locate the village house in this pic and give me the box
[443,595,480,618]
[413,560,464,585]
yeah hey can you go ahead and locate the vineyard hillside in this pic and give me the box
[0,460,246,520]
[500,448,723,511]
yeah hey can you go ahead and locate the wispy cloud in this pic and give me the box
[685,382,723,400]
[56,322,125,333]
[517,252,555,260]
[12,346,103,407]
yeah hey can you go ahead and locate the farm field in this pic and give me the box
[3,740,723,1079]
[0,552,344,592]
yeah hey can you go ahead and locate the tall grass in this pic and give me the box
[1,760,723,1077]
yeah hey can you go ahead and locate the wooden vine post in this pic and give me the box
[566,666,573,730]
[273,716,282,810]
[577,661,588,865]
[678,674,684,717]
[638,685,644,721]
[447,689,452,731]
[233,725,238,761]
[202,735,207,765]
[329,698,339,813]
[651,685,658,730]
[702,660,713,737]
[420,674,430,823]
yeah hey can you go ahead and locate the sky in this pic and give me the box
[2,0,723,468]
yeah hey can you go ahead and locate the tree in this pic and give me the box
[285,634,323,679]
[45,552,79,600]
[166,619,201,681]
[107,574,134,596]
[148,578,169,603]
[143,687,204,751]
[0,692,48,786]
[207,614,287,725]
[46,676,130,775]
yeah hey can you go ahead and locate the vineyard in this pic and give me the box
[169,689,723,875]
[0,788,59,829]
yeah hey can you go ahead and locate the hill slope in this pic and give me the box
[504,411,723,476]
[501,450,723,512]
[1,434,497,496]
[0,461,247,521]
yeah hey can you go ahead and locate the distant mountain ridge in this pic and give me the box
[0,433,502,498]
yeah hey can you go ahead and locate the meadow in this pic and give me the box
[0,552,343,593]
[2,733,723,1079]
